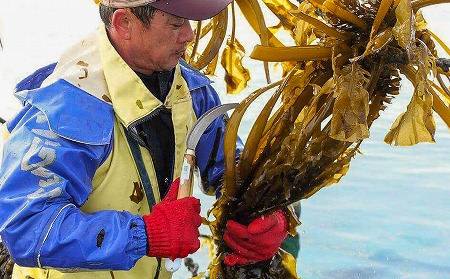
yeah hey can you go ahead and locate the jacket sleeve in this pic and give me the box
[191,84,244,195]
[0,93,147,271]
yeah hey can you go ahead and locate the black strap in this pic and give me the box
[153,258,162,279]
[124,128,162,279]
[124,128,157,210]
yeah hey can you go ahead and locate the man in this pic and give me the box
[0,0,289,278]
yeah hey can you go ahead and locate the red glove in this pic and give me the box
[143,178,202,259]
[223,210,288,266]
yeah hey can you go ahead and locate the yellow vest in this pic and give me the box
[13,26,196,279]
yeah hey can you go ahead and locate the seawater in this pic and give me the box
[182,6,450,278]
[185,71,450,279]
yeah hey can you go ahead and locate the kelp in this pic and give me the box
[0,242,13,279]
[184,0,450,278]
[220,2,251,95]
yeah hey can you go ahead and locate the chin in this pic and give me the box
[163,62,179,71]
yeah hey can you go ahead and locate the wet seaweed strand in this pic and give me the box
[186,0,450,277]
[0,242,13,279]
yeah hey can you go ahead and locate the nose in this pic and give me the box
[180,20,194,44]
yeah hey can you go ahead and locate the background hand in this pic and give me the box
[223,210,288,266]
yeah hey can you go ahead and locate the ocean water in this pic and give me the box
[0,1,449,278]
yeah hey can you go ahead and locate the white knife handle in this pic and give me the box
[166,151,196,272]
[178,152,195,199]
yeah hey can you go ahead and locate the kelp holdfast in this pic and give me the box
[0,116,12,277]
[0,242,13,279]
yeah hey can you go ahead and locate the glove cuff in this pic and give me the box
[143,209,175,258]
[275,210,289,232]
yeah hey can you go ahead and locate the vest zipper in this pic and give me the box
[127,105,175,199]
[127,106,165,146]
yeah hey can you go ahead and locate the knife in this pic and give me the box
[165,102,239,272]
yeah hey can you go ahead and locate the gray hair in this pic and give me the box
[99,4,157,28]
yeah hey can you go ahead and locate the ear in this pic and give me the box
[111,9,133,40]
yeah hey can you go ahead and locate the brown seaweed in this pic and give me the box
[0,242,13,279]
[183,0,450,277]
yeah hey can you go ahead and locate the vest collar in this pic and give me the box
[98,27,191,128]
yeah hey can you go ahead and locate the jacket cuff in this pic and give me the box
[127,216,148,259]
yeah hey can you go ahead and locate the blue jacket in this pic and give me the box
[0,59,242,275]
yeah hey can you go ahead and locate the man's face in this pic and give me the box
[129,10,194,74]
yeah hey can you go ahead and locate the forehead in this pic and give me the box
[153,9,185,23]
